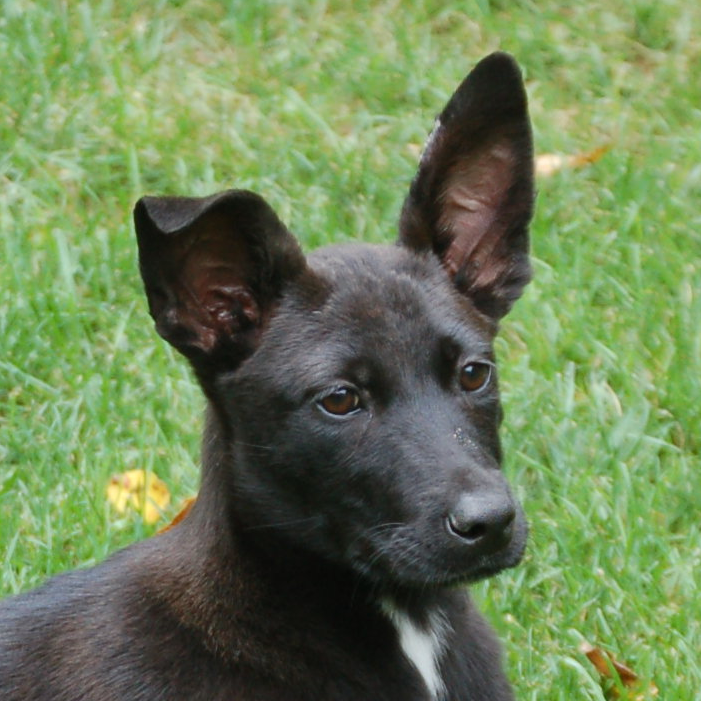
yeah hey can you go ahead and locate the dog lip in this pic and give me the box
[348,521,526,589]
[444,539,526,586]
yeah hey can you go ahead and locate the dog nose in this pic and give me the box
[447,492,515,550]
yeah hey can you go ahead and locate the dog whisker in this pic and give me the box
[234,441,274,452]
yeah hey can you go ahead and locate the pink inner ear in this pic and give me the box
[161,227,260,353]
[439,142,515,280]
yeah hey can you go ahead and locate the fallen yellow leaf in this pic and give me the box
[106,469,170,525]
[535,145,610,177]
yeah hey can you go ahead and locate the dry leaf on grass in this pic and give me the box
[580,641,659,699]
[157,496,197,535]
[535,145,610,177]
[106,469,170,525]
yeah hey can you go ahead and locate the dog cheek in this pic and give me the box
[286,431,400,559]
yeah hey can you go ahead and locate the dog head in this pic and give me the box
[134,53,534,590]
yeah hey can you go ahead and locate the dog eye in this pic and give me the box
[319,387,361,416]
[459,362,492,392]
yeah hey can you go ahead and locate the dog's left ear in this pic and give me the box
[399,52,535,320]
[134,189,306,377]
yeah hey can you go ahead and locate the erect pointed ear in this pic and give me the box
[134,189,306,377]
[398,52,535,320]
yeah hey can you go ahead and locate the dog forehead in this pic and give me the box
[308,243,489,326]
[296,243,494,357]
[308,243,450,317]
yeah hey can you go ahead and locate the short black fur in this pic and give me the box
[0,52,535,700]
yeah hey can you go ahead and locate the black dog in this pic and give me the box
[0,52,534,700]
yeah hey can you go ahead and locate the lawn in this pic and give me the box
[1,0,699,698]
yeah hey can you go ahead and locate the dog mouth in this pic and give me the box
[346,515,527,588]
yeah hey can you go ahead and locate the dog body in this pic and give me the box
[0,53,534,700]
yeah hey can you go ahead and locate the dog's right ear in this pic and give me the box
[134,189,306,375]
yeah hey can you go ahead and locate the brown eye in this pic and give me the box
[319,387,361,416]
[459,363,492,392]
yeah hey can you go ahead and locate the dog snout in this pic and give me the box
[446,492,516,552]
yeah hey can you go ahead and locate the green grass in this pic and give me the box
[1,0,699,697]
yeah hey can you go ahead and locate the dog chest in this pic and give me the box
[381,601,448,701]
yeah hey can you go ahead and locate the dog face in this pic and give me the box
[134,53,534,590]
[222,243,527,588]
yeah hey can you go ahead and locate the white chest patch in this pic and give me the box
[381,601,448,700]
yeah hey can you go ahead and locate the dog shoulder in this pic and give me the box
[0,541,211,700]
